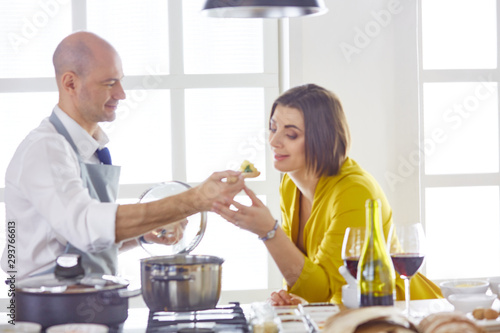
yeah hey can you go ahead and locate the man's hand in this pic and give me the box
[142,218,188,245]
[196,170,245,211]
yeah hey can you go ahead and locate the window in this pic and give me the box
[419,0,500,279]
[0,0,282,306]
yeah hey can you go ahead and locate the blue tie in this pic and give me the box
[97,147,112,165]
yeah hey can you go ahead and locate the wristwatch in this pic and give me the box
[138,235,152,244]
[258,220,279,241]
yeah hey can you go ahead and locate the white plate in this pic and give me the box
[466,313,500,331]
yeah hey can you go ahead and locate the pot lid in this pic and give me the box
[138,181,207,256]
[16,254,129,294]
[16,273,129,294]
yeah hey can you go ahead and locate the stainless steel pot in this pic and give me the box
[141,254,224,312]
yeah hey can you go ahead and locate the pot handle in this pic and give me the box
[117,288,142,298]
[101,288,142,300]
[151,274,193,282]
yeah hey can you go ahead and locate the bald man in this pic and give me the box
[1,32,244,280]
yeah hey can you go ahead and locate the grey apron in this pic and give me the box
[48,112,121,275]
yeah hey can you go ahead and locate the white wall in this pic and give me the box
[287,0,421,223]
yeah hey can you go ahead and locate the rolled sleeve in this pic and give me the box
[85,201,118,251]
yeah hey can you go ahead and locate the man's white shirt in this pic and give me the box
[1,106,118,279]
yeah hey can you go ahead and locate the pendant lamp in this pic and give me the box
[201,0,328,18]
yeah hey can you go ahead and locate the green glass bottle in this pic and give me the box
[358,199,395,306]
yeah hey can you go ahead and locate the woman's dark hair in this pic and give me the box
[270,84,351,176]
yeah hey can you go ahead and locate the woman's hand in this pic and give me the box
[269,290,304,306]
[212,186,276,238]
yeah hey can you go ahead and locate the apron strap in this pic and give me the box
[49,112,83,162]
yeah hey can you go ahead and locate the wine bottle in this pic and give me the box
[358,199,396,306]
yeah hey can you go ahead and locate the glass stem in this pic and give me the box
[405,277,411,317]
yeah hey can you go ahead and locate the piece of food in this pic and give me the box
[454,283,479,288]
[418,312,484,333]
[240,160,261,178]
[472,307,499,320]
[323,307,418,333]
[227,160,261,183]
[472,308,485,320]
[484,308,499,320]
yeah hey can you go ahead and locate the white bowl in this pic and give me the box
[0,322,42,333]
[489,276,500,296]
[46,324,108,333]
[448,293,497,313]
[439,279,489,299]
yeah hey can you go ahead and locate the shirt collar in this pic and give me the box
[53,105,110,160]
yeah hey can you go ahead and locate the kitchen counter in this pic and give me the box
[2,299,498,332]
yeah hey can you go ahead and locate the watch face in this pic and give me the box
[268,229,276,239]
[260,221,279,241]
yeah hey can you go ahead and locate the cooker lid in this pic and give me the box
[16,273,129,294]
[16,254,129,294]
[138,181,207,256]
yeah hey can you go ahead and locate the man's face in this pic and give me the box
[75,50,125,124]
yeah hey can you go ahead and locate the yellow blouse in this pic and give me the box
[280,157,442,304]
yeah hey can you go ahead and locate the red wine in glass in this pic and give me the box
[342,227,365,279]
[344,256,360,278]
[391,254,424,278]
[388,223,426,318]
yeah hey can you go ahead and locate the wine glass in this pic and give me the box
[387,223,426,318]
[341,227,365,279]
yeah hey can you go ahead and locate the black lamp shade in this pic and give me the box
[202,0,328,18]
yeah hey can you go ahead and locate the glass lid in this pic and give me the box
[138,181,207,256]
[16,273,129,294]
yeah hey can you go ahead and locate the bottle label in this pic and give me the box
[360,294,394,306]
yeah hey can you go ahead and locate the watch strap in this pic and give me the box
[138,235,152,244]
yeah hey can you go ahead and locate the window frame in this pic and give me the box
[417,0,500,280]
[0,0,284,308]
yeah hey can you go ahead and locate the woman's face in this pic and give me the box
[269,105,306,174]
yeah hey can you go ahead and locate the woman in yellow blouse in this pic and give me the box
[213,84,442,305]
